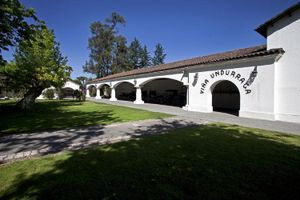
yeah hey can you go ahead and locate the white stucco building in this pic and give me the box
[37,80,80,99]
[86,2,300,123]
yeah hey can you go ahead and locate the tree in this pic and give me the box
[140,45,151,67]
[42,89,55,99]
[127,38,142,69]
[152,43,166,66]
[0,0,43,65]
[73,89,84,101]
[111,36,129,73]
[74,76,88,101]
[105,12,126,28]
[83,12,126,78]
[4,27,72,110]
[76,76,88,90]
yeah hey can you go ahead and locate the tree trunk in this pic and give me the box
[17,86,45,110]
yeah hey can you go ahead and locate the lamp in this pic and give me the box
[194,73,199,81]
[251,66,258,77]
[245,66,258,86]
[192,73,199,86]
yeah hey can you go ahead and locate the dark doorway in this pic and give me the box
[142,78,186,107]
[212,80,240,116]
[88,85,97,97]
[63,87,75,98]
[115,82,136,101]
[99,84,111,99]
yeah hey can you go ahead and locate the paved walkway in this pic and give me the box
[1,98,299,163]
[0,116,205,163]
[89,98,300,135]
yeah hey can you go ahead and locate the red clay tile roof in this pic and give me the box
[89,45,284,83]
[256,2,300,37]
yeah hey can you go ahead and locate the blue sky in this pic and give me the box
[4,0,299,79]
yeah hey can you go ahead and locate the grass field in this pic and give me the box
[0,124,299,200]
[0,100,171,135]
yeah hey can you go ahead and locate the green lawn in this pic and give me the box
[0,124,299,200]
[0,100,171,135]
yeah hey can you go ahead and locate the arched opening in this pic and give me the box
[141,78,186,107]
[62,87,75,98]
[212,80,240,116]
[88,85,97,97]
[115,82,136,101]
[99,84,111,99]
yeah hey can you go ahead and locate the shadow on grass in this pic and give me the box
[1,100,166,135]
[1,124,300,200]
[0,118,195,156]
[0,100,171,135]
[0,110,120,136]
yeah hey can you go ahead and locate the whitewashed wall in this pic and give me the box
[187,57,277,120]
[88,56,278,121]
[37,81,80,99]
[63,81,80,91]
[267,8,300,123]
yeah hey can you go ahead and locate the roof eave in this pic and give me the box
[255,2,300,38]
[255,26,268,38]
[88,50,283,85]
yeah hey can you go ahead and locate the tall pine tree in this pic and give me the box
[127,38,142,69]
[83,12,126,78]
[140,45,151,67]
[111,36,129,73]
[152,43,166,66]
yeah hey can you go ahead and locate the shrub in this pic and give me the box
[74,89,80,99]
[56,88,64,100]
[42,89,55,99]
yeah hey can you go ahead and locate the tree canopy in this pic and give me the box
[127,38,143,69]
[140,45,151,67]
[83,12,126,78]
[3,27,72,110]
[75,76,88,89]
[152,43,166,66]
[111,36,130,73]
[83,13,167,78]
[0,0,44,65]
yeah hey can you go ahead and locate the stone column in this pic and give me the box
[110,87,117,101]
[134,86,144,104]
[95,87,101,99]
[86,88,91,98]
[182,85,189,110]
